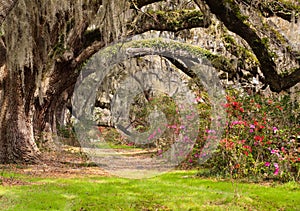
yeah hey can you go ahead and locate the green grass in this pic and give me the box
[96,142,142,150]
[0,171,299,210]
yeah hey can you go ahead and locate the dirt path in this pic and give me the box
[1,147,108,179]
[0,145,163,180]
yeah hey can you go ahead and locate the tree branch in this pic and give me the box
[281,67,300,90]
[126,46,236,76]
[73,9,211,68]
[130,0,162,9]
[72,41,105,68]
[204,0,300,92]
[129,9,210,35]
[238,0,300,22]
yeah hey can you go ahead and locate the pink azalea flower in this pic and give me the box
[206,129,216,134]
[194,96,204,103]
[265,162,271,167]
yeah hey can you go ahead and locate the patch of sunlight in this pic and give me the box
[0,189,8,195]
[110,169,165,179]
[61,193,77,200]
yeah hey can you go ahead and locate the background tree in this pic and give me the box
[0,0,299,163]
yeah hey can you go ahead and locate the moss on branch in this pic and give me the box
[100,38,236,76]
[130,9,209,35]
[262,0,300,21]
[239,0,300,21]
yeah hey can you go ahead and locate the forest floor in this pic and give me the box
[0,145,160,184]
[1,146,110,182]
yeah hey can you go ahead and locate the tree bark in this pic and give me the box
[0,65,40,163]
[33,62,79,150]
[0,0,18,25]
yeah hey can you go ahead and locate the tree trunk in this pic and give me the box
[33,62,79,150]
[0,60,78,163]
[0,65,40,163]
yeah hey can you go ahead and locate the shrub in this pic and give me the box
[198,89,300,182]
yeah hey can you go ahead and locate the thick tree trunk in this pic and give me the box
[0,61,78,163]
[0,65,40,163]
[33,62,79,149]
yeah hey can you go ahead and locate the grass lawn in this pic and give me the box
[0,170,299,210]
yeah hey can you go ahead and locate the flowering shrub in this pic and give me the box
[129,93,180,150]
[124,88,299,182]
[198,90,300,182]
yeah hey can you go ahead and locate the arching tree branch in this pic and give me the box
[74,8,211,68]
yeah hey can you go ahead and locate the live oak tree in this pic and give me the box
[0,0,299,163]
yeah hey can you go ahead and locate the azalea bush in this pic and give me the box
[129,93,180,149]
[122,87,300,182]
[128,92,200,163]
[197,89,300,182]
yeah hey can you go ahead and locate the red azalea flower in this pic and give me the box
[243,145,252,156]
[243,145,252,152]
[223,103,230,108]
[232,102,239,107]
[276,105,283,111]
[238,140,246,144]
[220,139,234,150]
[254,135,264,142]
[98,127,103,133]
[254,136,264,145]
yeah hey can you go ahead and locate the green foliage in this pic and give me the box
[223,34,258,65]
[148,9,204,30]
[129,92,180,150]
